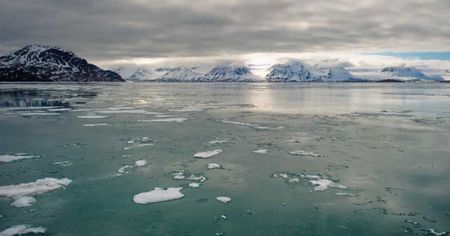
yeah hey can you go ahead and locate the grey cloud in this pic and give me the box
[0,0,449,61]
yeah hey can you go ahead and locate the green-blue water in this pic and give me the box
[0,83,449,235]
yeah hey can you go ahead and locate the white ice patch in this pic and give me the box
[117,165,134,175]
[426,229,448,236]
[193,149,223,158]
[53,161,72,167]
[135,160,147,167]
[189,183,200,188]
[11,196,36,208]
[0,178,72,207]
[96,109,160,115]
[309,179,347,191]
[208,139,229,144]
[47,108,72,112]
[133,187,184,204]
[0,225,46,236]
[207,163,221,169]
[253,149,268,154]
[289,150,324,158]
[170,106,205,112]
[123,143,154,150]
[0,154,38,163]
[220,120,271,130]
[19,112,60,116]
[216,196,232,204]
[172,171,186,180]
[77,115,108,119]
[186,174,207,183]
[138,118,187,123]
[83,123,109,127]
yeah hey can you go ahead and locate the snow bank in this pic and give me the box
[133,187,184,204]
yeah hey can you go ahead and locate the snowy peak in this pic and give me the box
[0,45,123,82]
[266,60,317,82]
[201,64,259,82]
[159,67,202,82]
[380,66,431,81]
[112,65,155,81]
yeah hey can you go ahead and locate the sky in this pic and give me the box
[0,0,449,67]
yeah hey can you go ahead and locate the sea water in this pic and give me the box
[0,83,449,235]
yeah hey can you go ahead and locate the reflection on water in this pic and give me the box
[0,83,449,236]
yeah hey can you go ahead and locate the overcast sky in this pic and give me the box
[0,0,449,63]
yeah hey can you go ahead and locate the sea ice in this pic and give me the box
[19,112,60,116]
[216,196,232,204]
[425,228,447,236]
[83,123,109,127]
[289,150,324,158]
[0,154,38,163]
[219,120,270,130]
[133,187,184,204]
[0,178,72,207]
[186,174,207,182]
[208,139,229,144]
[189,183,200,188]
[96,109,157,114]
[117,165,134,175]
[207,163,221,169]
[193,149,223,158]
[53,161,73,167]
[77,115,108,119]
[135,160,147,167]
[11,196,36,208]
[47,108,72,112]
[253,149,268,154]
[309,179,347,191]
[138,118,188,123]
[0,225,46,236]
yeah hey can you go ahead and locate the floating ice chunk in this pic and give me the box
[172,171,186,180]
[19,112,60,116]
[253,149,268,154]
[208,139,229,144]
[289,150,324,158]
[288,178,300,183]
[97,109,161,115]
[138,118,188,123]
[216,196,232,204]
[11,196,36,208]
[273,173,289,179]
[133,187,184,204]
[193,149,223,158]
[0,225,46,236]
[0,178,71,207]
[170,106,204,112]
[124,143,154,150]
[48,108,72,112]
[207,163,221,169]
[83,123,109,127]
[425,228,447,236]
[186,174,207,183]
[335,192,358,197]
[0,154,38,163]
[53,161,72,167]
[77,115,107,119]
[117,165,134,175]
[189,183,200,188]
[135,160,147,167]
[309,179,347,191]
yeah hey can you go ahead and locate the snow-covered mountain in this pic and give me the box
[266,60,359,82]
[158,67,202,82]
[0,45,123,82]
[379,66,437,81]
[199,64,259,82]
[112,65,156,81]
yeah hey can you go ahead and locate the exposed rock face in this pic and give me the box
[0,45,123,82]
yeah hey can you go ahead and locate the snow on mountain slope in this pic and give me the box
[0,45,123,82]
[380,66,435,81]
[266,60,359,82]
[158,67,202,82]
[200,64,260,82]
[111,65,157,81]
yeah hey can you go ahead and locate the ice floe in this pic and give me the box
[219,120,284,130]
[117,165,134,175]
[0,178,72,207]
[96,109,162,115]
[170,106,205,112]
[77,115,108,119]
[47,108,72,112]
[189,183,200,188]
[253,149,268,154]
[0,154,39,163]
[138,118,188,123]
[216,196,232,204]
[288,150,324,158]
[207,163,221,170]
[193,149,223,158]
[186,174,207,183]
[11,196,36,208]
[133,187,184,204]
[53,161,72,167]
[83,123,109,127]
[425,228,448,236]
[124,137,154,150]
[172,170,186,180]
[19,112,60,116]
[208,139,229,144]
[272,172,347,191]
[0,225,46,236]
[135,160,147,167]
